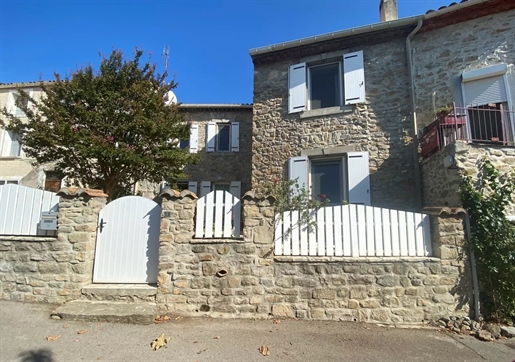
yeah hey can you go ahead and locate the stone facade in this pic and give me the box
[135,104,253,198]
[411,7,515,130]
[0,189,106,303]
[422,141,515,214]
[155,191,470,323]
[251,36,418,211]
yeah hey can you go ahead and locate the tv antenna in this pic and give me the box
[162,45,170,74]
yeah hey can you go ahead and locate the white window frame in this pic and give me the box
[0,178,21,185]
[0,129,22,157]
[288,50,365,114]
[8,89,32,117]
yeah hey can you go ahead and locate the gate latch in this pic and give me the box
[98,218,107,233]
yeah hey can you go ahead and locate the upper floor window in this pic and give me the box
[289,51,365,114]
[461,64,514,144]
[9,90,31,117]
[205,121,240,152]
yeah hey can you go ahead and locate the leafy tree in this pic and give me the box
[460,158,515,322]
[1,49,198,200]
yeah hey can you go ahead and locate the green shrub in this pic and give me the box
[460,158,515,323]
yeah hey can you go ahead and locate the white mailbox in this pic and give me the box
[40,212,58,231]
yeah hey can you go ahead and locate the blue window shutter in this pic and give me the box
[229,181,241,199]
[344,51,365,104]
[289,63,307,113]
[230,121,239,152]
[288,156,308,196]
[188,181,198,195]
[200,181,211,197]
[189,124,198,153]
[346,152,370,205]
[206,122,216,152]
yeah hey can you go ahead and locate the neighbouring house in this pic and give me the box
[0,82,62,191]
[414,0,515,214]
[135,103,253,199]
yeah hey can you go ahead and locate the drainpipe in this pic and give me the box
[464,213,481,320]
[406,18,423,210]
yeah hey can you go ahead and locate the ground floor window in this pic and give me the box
[310,159,345,205]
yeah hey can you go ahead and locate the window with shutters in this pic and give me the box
[289,50,365,114]
[205,121,240,152]
[288,151,370,206]
[216,124,231,152]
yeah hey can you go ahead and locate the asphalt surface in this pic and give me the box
[1,301,514,362]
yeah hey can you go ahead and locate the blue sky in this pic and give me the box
[1,0,448,104]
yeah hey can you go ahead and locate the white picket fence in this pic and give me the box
[195,190,241,238]
[274,204,432,257]
[0,184,59,236]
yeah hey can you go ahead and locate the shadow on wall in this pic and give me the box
[19,349,54,362]
[450,234,473,314]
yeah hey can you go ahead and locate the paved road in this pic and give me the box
[1,301,514,362]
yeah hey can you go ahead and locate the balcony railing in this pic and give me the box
[421,103,515,158]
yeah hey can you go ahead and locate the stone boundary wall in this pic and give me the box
[0,188,106,304]
[157,191,471,323]
[422,141,515,214]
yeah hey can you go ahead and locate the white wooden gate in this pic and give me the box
[93,196,161,283]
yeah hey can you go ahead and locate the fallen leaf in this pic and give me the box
[78,329,88,334]
[46,335,61,341]
[213,336,220,339]
[154,315,171,324]
[151,333,171,351]
[174,316,182,320]
[63,325,70,329]
[273,319,281,324]
[259,345,270,356]
[197,348,207,354]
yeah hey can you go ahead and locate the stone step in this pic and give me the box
[52,300,157,325]
[81,283,157,302]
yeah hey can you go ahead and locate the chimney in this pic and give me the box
[380,0,398,22]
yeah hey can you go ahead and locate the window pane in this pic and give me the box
[214,183,230,193]
[179,140,190,149]
[217,125,230,151]
[311,161,342,205]
[9,132,22,156]
[310,63,341,109]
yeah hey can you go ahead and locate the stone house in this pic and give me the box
[0,82,62,191]
[249,0,515,213]
[135,103,253,199]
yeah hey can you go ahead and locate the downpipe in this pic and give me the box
[464,213,481,320]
